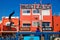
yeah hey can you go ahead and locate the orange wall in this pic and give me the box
[2,18,19,25]
[53,16,60,32]
[20,5,52,32]
[2,17,19,31]
[0,23,2,31]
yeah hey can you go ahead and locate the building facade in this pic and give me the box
[20,4,52,32]
[1,17,19,32]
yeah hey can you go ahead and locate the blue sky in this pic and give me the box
[0,0,60,20]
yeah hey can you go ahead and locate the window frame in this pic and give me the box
[32,9,40,15]
[22,21,31,27]
[6,22,10,26]
[32,21,40,27]
[42,10,50,16]
[22,9,31,15]
[22,23,31,27]
[42,22,50,27]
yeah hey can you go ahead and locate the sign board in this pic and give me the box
[24,36,40,40]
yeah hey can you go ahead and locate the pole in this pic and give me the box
[40,0,42,32]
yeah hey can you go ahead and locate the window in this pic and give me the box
[42,10,50,16]
[6,22,15,27]
[32,22,40,27]
[22,9,30,15]
[23,10,30,13]
[6,22,10,26]
[33,9,39,13]
[32,9,40,15]
[42,22,50,27]
[22,23,31,27]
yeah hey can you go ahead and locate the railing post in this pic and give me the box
[16,32,19,40]
[44,33,49,40]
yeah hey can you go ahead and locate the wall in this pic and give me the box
[53,16,60,32]
[2,17,19,31]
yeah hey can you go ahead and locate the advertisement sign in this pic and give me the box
[24,36,40,40]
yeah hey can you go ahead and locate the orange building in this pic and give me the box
[0,4,60,32]
[0,21,2,34]
[1,16,19,32]
[53,16,60,32]
[20,4,53,32]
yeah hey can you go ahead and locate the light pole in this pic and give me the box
[40,0,42,32]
